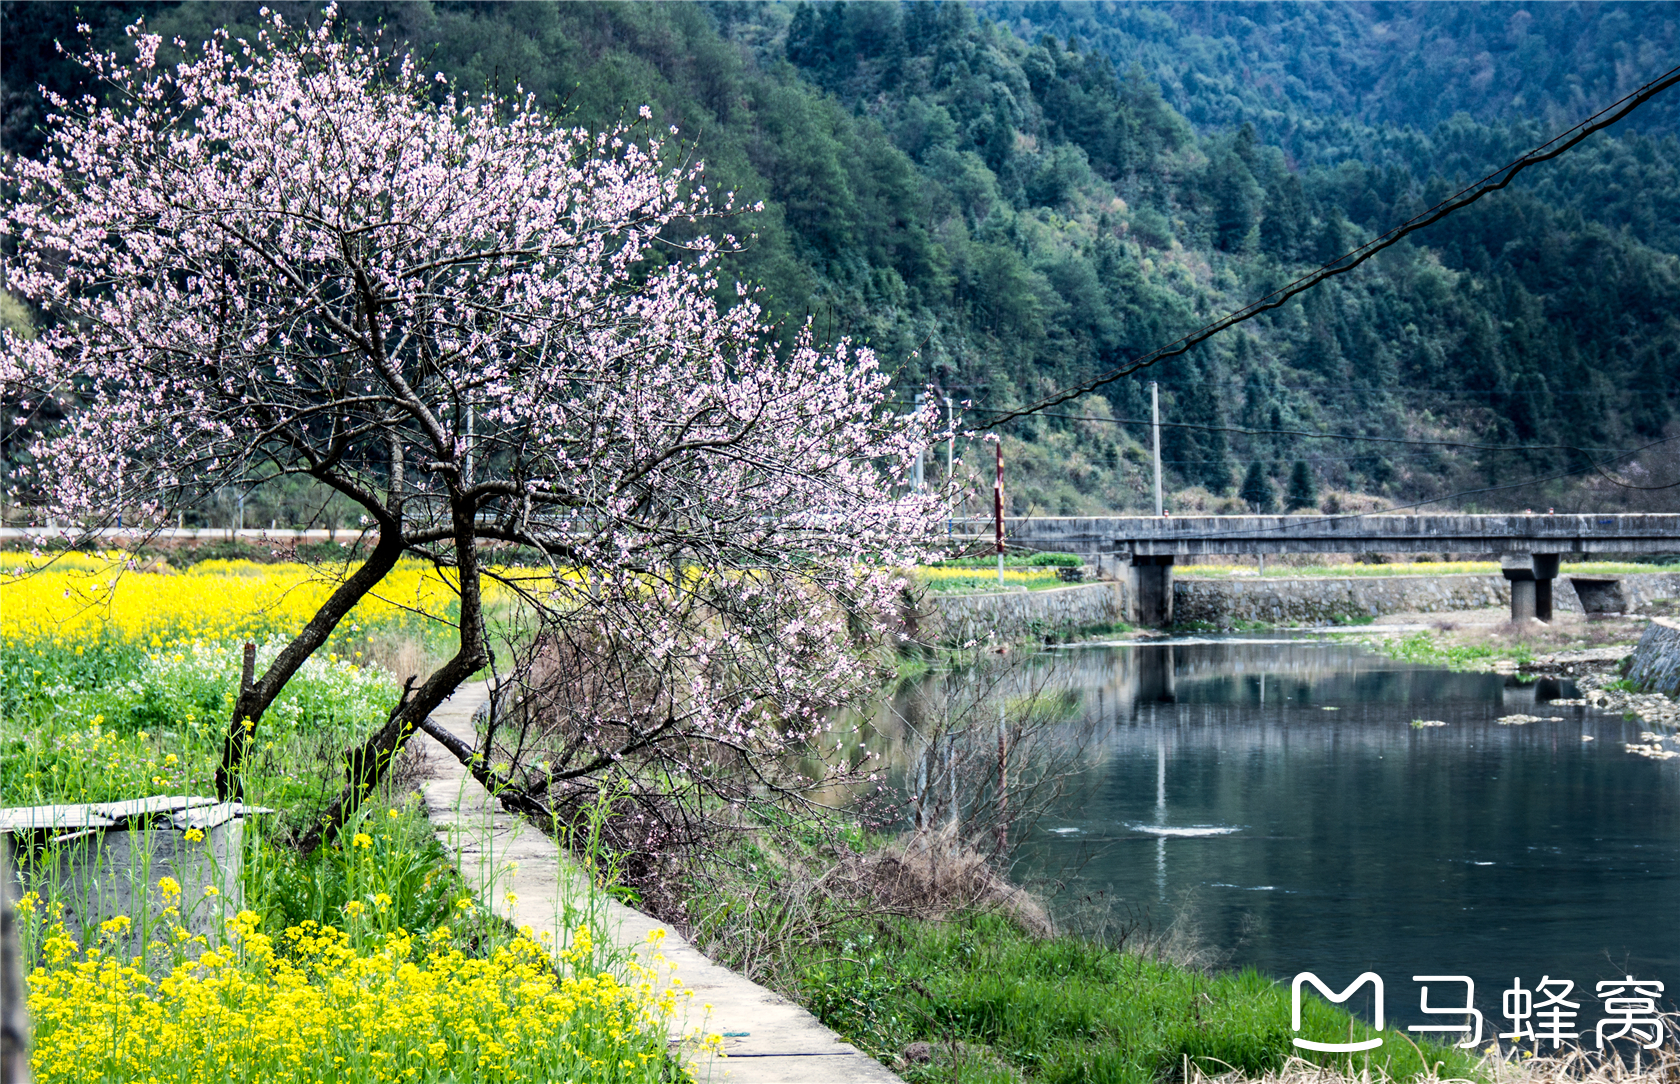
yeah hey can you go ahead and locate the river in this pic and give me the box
[884,635,1680,1035]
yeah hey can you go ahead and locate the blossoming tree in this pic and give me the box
[2,12,942,848]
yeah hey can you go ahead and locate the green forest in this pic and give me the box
[4,0,1679,519]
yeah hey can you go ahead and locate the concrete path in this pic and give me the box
[417,681,902,1084]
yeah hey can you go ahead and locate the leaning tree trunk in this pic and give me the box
[295,495,489,855]
[216,521,407,801]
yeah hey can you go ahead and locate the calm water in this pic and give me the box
[1008,638,1680,1029]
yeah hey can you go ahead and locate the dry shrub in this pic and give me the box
[1483,1040,1680,1084]
[1197,1058,1474,1084]
[1192,1037,1680,1084]
[471,624,777,928]
[821,826,1054,938]
[363,629,449,688]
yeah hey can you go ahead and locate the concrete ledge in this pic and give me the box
[950,513,1680,556]
[418,682,901,1084]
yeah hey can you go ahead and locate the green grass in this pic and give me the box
[1366,631,1533,670]
[1071,620,1134,639]
[930,552,1085,569]
[790,911,1481,1084]
[0,634,402,811]
[919,572,1072,594]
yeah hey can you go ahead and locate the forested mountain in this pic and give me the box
[4,1,1678,520]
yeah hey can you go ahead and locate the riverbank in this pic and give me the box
[1346,600,1680,734]
[915,564,1680,645]
[1176,568,1680,629]
[419,683,899,1084]
[446,643,1680,1084]
[416,681,1483,1084]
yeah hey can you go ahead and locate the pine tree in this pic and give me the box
[1286,460,1318,512]
[1240,461,1276,513]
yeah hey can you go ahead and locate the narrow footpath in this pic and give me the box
[418,682,902,1084]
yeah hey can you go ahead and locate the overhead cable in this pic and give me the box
[977,61,1680,427]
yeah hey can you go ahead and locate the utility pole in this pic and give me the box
[1151,381,1163,517]
[943,394,954,484]
[996,702,1009,855]
[912,392,926,492]
[995,439,1005,585]
[465,403,475,485]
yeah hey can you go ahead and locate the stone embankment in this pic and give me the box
[1627,617,1680,698]
[916,570,1680,642]
[1177,570,1680,628]
[916,582,1125,645]
[1174,573,1510,627]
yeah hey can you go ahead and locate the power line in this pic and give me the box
[1161,451,1493,466]
[1133,435,1680,540]
[991,408,1637,454]
[976,61,1680,427]
[895,400,1644,456]
[894,379,1624,398]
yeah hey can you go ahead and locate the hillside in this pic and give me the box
[3,0,1678,525]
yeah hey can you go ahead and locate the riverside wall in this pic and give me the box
[1597,571,1680,611]
[1174,574,1512,627]
[1176,570,1680,628]
[1628,617,1680,697]
[918,582,1126,644]
[919,570,1680,641]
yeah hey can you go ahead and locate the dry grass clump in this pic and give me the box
[1483,1045,1680,1084]
[1196,1059,1474,1084]
[1432,612,1647,654]
[362,628,453,688]
[1192,1040,1680,1084]
[820,827,1054,938]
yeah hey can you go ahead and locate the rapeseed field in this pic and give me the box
[3,552,693,1083]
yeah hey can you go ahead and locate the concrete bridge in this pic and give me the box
[951,514,1680,626]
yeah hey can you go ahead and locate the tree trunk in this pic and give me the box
[296,495,488,854]
[216,525,406,800]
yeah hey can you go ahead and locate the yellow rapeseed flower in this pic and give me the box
[29,914,672,1084]
[0,555,501,649]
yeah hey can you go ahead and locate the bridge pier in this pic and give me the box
[1130,555,1175,627]
[1532,554,1559,621]
[1502,553,1560,623]
[1505,569,1537,622]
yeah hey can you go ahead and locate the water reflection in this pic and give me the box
[902,638,1680,1027]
